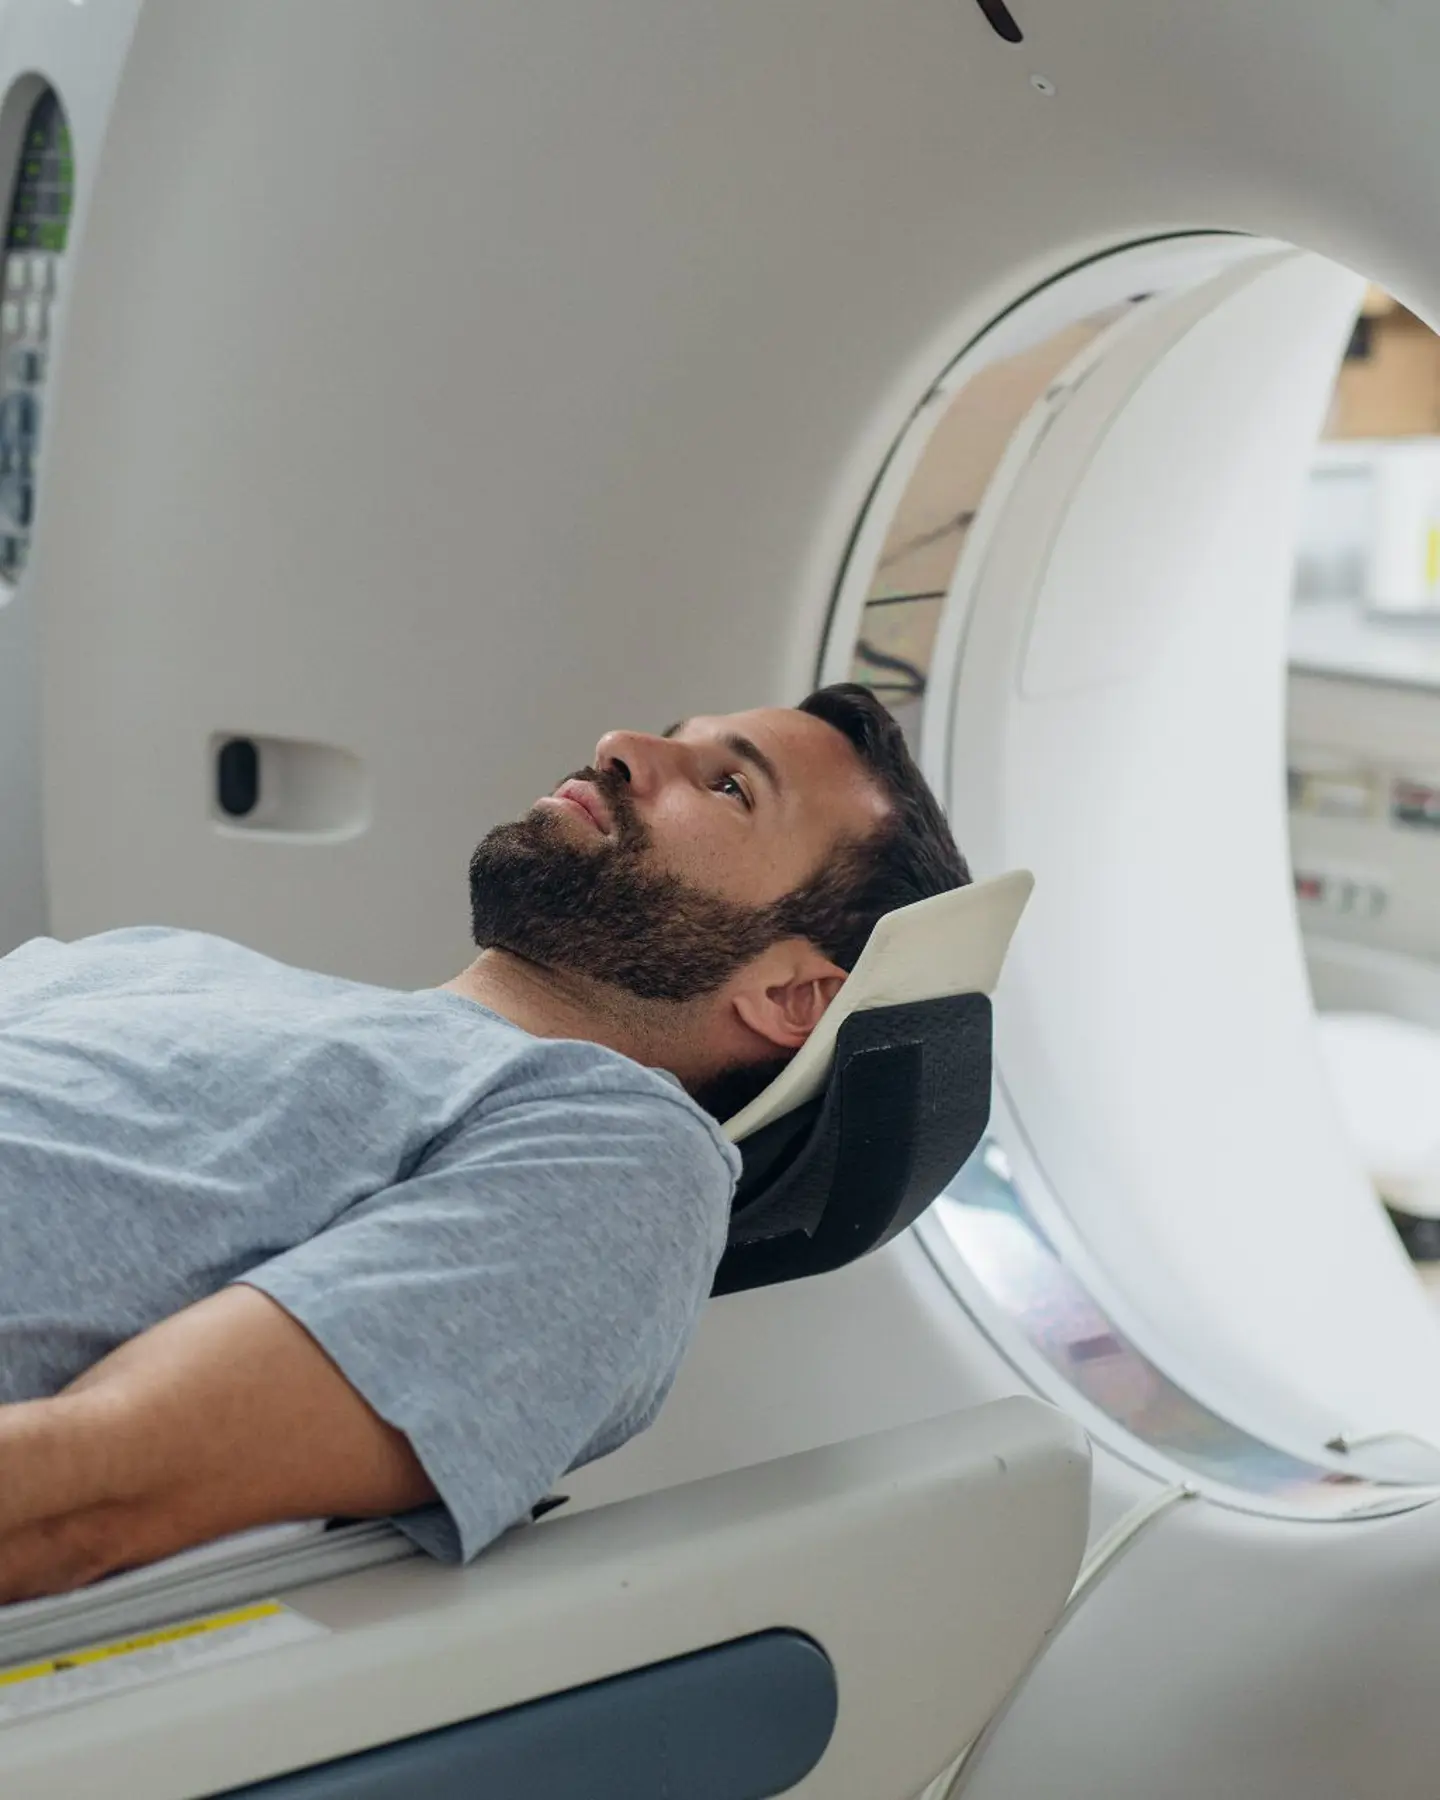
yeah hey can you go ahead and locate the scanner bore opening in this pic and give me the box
[821,234,1440,1520]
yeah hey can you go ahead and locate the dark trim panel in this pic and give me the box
[219,1628,837,1800]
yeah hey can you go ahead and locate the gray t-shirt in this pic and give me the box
[0,927,739,1561]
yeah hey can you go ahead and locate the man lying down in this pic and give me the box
[0,684,968,1602]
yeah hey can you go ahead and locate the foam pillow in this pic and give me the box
[724,870,1034,1143]
[1316,1010,1440,1219]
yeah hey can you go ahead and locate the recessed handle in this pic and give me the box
[210,733,370,839]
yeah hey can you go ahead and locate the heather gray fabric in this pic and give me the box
[0,928,739,1561]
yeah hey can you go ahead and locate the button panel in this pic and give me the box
[1293,863,1389,921]
[1391,776,1440,832]
[0,88,72,583]
[1288,766,1376,820]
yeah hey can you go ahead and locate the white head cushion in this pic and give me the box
[1316,1010,1440,1219]
[723,870,1035,1143]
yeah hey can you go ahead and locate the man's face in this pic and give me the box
[469,707,890,1001]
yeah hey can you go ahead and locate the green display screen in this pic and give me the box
[6,91,73,254]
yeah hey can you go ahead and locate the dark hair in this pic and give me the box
[774,682,971,968]
[694,683,970,1120]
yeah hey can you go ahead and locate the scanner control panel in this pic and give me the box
[0,87,72,584]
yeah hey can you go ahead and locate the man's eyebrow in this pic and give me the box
[723,731,782,795]
[661,720,782,796]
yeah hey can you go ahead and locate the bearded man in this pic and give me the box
[0,684,968,1601]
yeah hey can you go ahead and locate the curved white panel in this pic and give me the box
[961,1492,1440,1800]
[940,252,1440,1454]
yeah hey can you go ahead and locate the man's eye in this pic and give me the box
[715,773,753,809]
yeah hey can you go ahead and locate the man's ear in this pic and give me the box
[730,939,848,1053]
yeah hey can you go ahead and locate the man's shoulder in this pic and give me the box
[491,1033,743,1182]
[12,924,259,965]
[423,1034,741,1280]
[1,924,240,987]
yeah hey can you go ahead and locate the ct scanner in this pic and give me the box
[8,1,1440,1795]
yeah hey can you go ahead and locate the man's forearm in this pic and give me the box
[0,1392,106,1533]
[0,1365,225,1600]
[0,1288,435,1604]
[0,1389,153,1599]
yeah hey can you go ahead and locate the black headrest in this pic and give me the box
[712,992,993,1296]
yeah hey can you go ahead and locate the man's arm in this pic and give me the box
[0,1287,436,1603]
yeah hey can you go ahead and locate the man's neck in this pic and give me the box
[440,951,710,1090]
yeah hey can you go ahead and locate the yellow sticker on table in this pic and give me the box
[0,1599,328,1726]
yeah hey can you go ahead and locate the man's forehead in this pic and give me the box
[666,708,889,835]
[666,706,858,770]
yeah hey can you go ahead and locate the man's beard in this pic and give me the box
[468,768,786,1003]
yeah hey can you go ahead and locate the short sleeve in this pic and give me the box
[239,1086,734,1562]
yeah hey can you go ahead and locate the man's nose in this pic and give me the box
[594,730,680,796]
